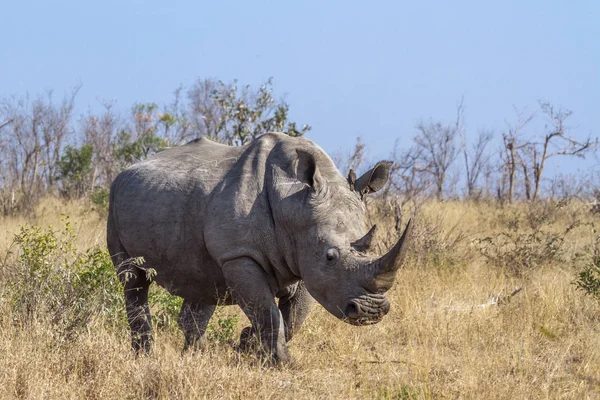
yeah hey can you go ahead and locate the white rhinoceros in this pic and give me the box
[107,132,411,362]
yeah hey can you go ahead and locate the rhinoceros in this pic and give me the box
[107,132,411,362]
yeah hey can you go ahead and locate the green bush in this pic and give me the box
[574,231,600,299]
[2,217,245,345]
[207,308,240,344]
[148,285,183,330]
[56,144,94,198]
[91,187,110,214]
[4,218,125,341]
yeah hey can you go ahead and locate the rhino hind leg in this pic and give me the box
[278,281,315,342]
[178,300,215,351]
[120,264,153,354]
[108,228,153,354]
[108,211,153,354]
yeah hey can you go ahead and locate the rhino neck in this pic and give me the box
[207,134,302,291]
[263,185,304,283]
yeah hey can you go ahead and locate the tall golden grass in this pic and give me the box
[0,197,598,399]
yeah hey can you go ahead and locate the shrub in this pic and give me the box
[148,285,183,330]
[574,231,600,299]
[207,308,240,344]
[475,204,578,276]
[409,215,468,269]
[91,187,110,215]
[4,218,125,341]
[56,144,94,199]
[2,217,244,345]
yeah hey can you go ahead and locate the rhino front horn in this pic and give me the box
[372,218,412,290]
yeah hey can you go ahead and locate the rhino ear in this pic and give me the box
[355,161,392,196]
[295,149,323,192]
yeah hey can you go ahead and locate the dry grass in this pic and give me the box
[0,198,599,399]
[0,197,105,255]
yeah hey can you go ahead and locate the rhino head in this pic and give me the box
[269,144,412,326]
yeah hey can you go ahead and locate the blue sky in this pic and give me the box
[1,0,598,173]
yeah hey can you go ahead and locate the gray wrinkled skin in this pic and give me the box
[107,133,410,362]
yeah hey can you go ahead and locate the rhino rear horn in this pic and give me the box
[351,225,377,252]
[354,161,392,196]
[371,218,412,289]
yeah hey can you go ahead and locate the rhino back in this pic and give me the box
[109,138,245,300]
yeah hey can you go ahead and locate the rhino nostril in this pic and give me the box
[345,302,360,319]
[381,300,391,315]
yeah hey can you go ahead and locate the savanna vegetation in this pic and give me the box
[1,81,599,398]
[1,197,599,398]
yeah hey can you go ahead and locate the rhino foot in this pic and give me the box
[237,326,257,352]
[229,326,261,354]
[235,326,292,365]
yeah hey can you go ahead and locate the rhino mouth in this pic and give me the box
[345,315,384,326]
[343,294,390,326]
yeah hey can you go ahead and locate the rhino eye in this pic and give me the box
[326,247,339,262]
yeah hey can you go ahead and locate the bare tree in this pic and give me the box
[482,161,496,200]
[462,128,493,199]
[0,119,12,213]
[547,172,591,201]
[499,107,534,203]
[2,95,51,210]
[40,87,79,188]
[187,78,225,141]
[81,101,122,190]
[333,137,367,175]
[0,87,78,212]
[413,101,462,200]
[385,140,432,204]
[0,119,12,130]
[525,102,596,201]
[159,86,191,145]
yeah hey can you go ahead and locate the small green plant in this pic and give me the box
[574,231,600,299]
[207,307,240,344]
[75,247,124,320]
[378,385,419,400]
[148,286,183,330]
[122,257,184,331]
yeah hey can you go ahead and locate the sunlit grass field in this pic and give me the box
[0,197,598,399]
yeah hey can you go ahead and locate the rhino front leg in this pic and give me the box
[238,282,315,349]
[178,300,216,351]
[222,257,290,363]
[278,281,315,342]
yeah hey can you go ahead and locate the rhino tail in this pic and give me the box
[107,177,131,278]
